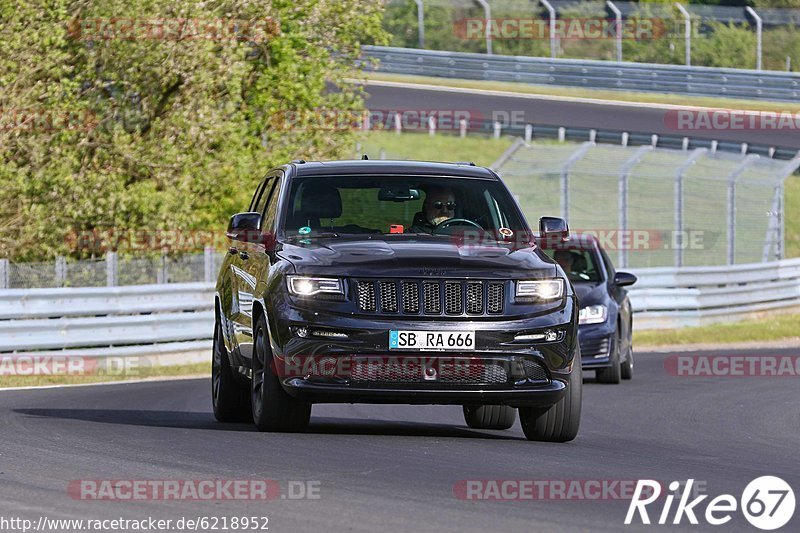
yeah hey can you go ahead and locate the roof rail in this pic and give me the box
[454,161,476,166]
[290,159,306,164]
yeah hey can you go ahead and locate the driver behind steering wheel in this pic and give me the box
[409,186,456,233]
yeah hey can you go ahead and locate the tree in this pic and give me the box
[0,0,386,261]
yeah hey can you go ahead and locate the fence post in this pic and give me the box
[157,252,168,284]
[476,0,492,55]
[745,7,762,71]
[106,251,118,287]
[55,256,67,287]
[618,145,653,268]
[675,148,706,267]
[764,154,800,261]
[725,155,759,265]
[493,121,502,139]
[204,247,215,283]
[0,259,8,289]
[394,112,402,134]
[559,142,594,223]
[675,3,691,67]
[428,115,436,136]
[524,124,533,143]
[414,0,425,48]
[606,1,622,62]
[540,0,557,59]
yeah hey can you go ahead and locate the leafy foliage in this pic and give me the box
[0,0,386,261]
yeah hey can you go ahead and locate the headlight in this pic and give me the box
[579,304,607,325]
[515,279,564,301]
[287,276,344,297]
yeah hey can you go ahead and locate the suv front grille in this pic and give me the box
[355,280,505,316]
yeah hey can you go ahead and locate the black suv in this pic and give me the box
[213,160,582,442]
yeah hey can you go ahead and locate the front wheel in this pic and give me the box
[251,314,311,432]
[519,348,582,442]
[212,319,251,423]
[621,344,634,380]
[462,405,516,430]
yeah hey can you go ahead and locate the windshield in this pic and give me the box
[544,248,602,283]
[281,175,529,239]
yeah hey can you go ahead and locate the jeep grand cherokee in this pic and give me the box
[213,160,582,442]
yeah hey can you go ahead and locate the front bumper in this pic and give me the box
[578,322,615,369]
[268,306,578,407]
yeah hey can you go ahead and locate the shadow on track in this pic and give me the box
[13,409,523,440]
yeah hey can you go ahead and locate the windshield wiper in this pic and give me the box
[286,231,340,240]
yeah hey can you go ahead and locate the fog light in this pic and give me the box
[295,327,309,338]
[544,330,558,342]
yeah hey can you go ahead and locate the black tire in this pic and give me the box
[463,405,516,430]
[212,319,251,422]
[519,349,582,442]
[595,330,622,384]
[251,314,311,432]
[621,344,634,380]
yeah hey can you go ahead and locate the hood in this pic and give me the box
[570,280,608,308]
[278,236,557,279]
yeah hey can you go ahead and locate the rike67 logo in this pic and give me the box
[625,477,795,530]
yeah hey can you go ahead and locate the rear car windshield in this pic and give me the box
[281,175,529,238]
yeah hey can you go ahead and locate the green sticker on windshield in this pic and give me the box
[299,226,311,235]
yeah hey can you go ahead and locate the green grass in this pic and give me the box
[358,130,513,167]
[364,72,800,113]
[787,177,800,259]
[0,361,210,389]
[634,313,800,347]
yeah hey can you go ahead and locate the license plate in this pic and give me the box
[389,330,475,351]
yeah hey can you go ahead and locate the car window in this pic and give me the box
[282,175,528,237]
[600,248,616,280]
[545,248,602,282]
[261,177,282,232]
[251,177,274,215]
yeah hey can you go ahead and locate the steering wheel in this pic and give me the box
[431,218,483,235]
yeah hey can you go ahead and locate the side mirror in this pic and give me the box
[539,217,570,247]
[614,271,637,287]
[227,212,263,243]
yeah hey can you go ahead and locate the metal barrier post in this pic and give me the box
[55,256,67,287]
[606,1,622,62]
[204,247,215,283]
[414,0,425,49]
[476,0,492,55]
[725,155,759,265]
[675,3,691,67]
[0,259,8,289]
[618,145,653,268]
[540,0,557,59]
[106,252,118,287]
[745,7,762,71]
[674,148,706,266]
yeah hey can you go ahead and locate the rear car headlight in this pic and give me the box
[287,276,344,297]
[579,304,608,325]
[515,279,564,301]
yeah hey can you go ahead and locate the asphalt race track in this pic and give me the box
[364,82,800,149]
[0,347,797,532]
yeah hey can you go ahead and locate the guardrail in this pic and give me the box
[363,46,800,102]
[627,257,800,329]
[0,283,214,357]
[1,259,798,359]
